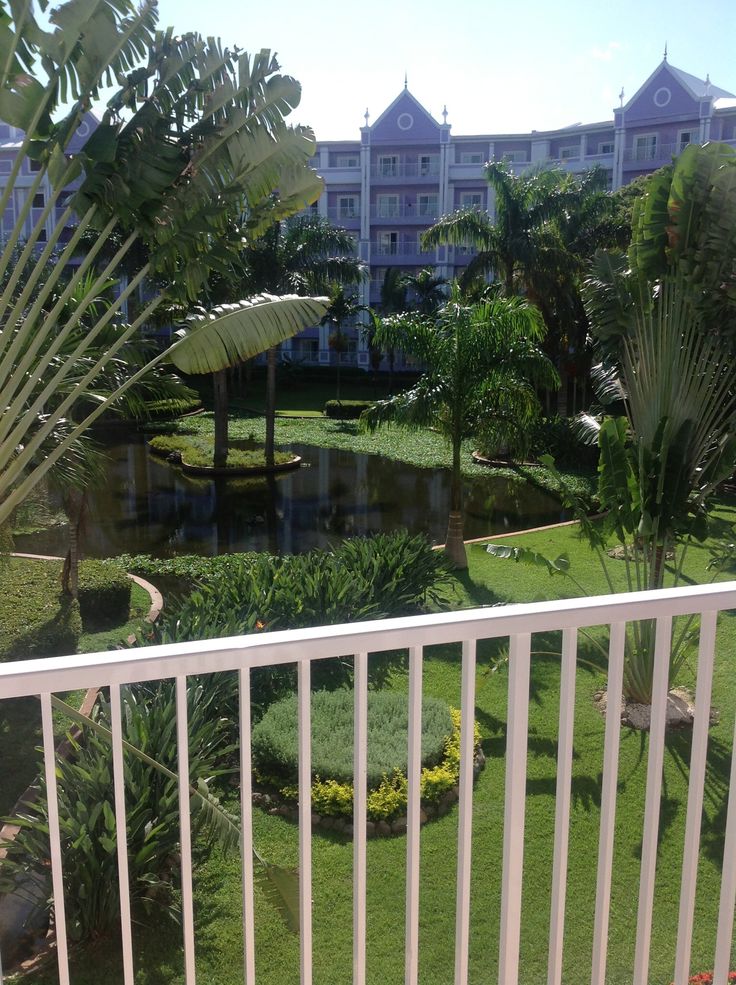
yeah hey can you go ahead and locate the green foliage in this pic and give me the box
[528,415,598,469]
[77,559,131,631]
[1,681,233,941]
[0,557,81,661]
[253,690,452,791]
[323,399,373,419]
[269,707,480,822]
[148,433,292,469]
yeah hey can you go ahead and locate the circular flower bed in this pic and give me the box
[251,690,485,835]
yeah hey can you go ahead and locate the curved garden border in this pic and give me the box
[179,454,301,477]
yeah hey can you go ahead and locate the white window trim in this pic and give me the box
[459,151,484,164]
[377,194,400,217]
[337,195,358,218]
[335,154,359,168]
[678,129,695,153]
[378,154,399,176]
[559,145,580,160]
[598,141,615,155]
[460,192,484,209]
[633,133,658,161]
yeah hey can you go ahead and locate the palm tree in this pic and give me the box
[320,285,367,402]
[403,267,448,314]
[239,215,365,464]
[361,288,559,568]
[375,267,408,385]
[0,4,324,528]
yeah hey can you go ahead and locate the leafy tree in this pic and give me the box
[320,284,367,402]
[489,143,736,703]
[238,214,364,464]
[403,266,448,314]
[361,288,559,568]
[0,1,325,527]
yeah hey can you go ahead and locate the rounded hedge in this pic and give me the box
[252,690,453,791]
[78,560,132,631]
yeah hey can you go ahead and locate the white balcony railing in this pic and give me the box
[2,582,736,985]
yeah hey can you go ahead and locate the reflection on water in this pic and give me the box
[18,437,568,559]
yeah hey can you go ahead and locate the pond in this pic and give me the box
[17,436,568,558]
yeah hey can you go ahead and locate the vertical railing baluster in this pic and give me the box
[40,693,70,985]
[110,683,135,985]
[176,676,196,985]
[713,709,736,985]
[298,661,313,985]
[591,621,626,985]
[353,652,368,985]
[633,616,673,985]
[674,611,718,985]
[454,639,477,985]
[547,628,578,985]
[498,632,531,985]
[239,668,256,985]
[405,645,424,985]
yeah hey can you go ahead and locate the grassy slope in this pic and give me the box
[0,581,151,816]
[21,504,736,985]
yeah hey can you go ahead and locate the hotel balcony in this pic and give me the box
[1,582,736,984]
[369,204,440,223]
[370,163,440,183]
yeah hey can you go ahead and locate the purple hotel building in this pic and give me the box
[287,56,736,369]
[1,60,734,369]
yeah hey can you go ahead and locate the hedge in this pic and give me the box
[0,557,81,661]
[323,400,373,420]
[78,560,132,631]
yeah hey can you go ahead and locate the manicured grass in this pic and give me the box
[16,503,736,985]
[210,371,401,417]
[166,410,597,503]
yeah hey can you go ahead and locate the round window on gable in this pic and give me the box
[76,121,89,138]
[397,112,414,131]
[653,87,671,108]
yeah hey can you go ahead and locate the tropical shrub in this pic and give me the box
[0,681,234,942]
[77,560,131,631]
[0,557,81,661]
[324,400,372,419]
[252,690,452,790]
[528,415,598,469]
[266,708,481,822]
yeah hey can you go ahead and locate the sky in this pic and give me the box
[153,0,736,141]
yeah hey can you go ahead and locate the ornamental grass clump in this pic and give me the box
[252,690,452,791]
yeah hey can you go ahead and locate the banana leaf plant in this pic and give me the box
[0,0,324,529]
[485,146,736,703]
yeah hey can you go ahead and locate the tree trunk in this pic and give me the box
[213,369,228,469]
[444,441,467,568]
[265,345,277,469]
[61,489,83,598]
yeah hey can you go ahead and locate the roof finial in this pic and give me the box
[663,41,668,62]
[442,104,448,124]
[404,71,408,90]
[364,107,370,125]
[705,72,712,94]
[619,87,625,107]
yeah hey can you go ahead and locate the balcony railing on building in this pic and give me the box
[370,162,440,179]
[1,582,736,985]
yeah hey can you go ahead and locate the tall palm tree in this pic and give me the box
[403,267,448,314]
[239,215,365,464]
[361,288,559,568]
[320,284,367,402]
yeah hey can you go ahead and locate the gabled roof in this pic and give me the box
[370,87,440,132]
[624,59,734,113]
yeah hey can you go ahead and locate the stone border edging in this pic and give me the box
[255,748,486,838]
[179,454,301,477]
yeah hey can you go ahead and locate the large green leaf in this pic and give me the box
[168,294,328,375]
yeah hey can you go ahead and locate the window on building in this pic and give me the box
[336,154,359,167]
[378,155,399,177]
[679,130,695,153]
[419,154,438,176]
[57,190,74,208]
[501,150,528,164]
[32,192,45,208]
[417,194,438,217]
[338,195,358,218]
[560,145,580,161]
[37,228,47,242]
[378,231,399,255]
[459,151,484,165]
[377,194,400,218]
[460,191,484,209]
[633,134,658,161]
[598,141,615,155]
[29,159,42,172]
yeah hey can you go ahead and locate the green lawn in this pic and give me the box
[15,504,736,985]
[163,409,596,502]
